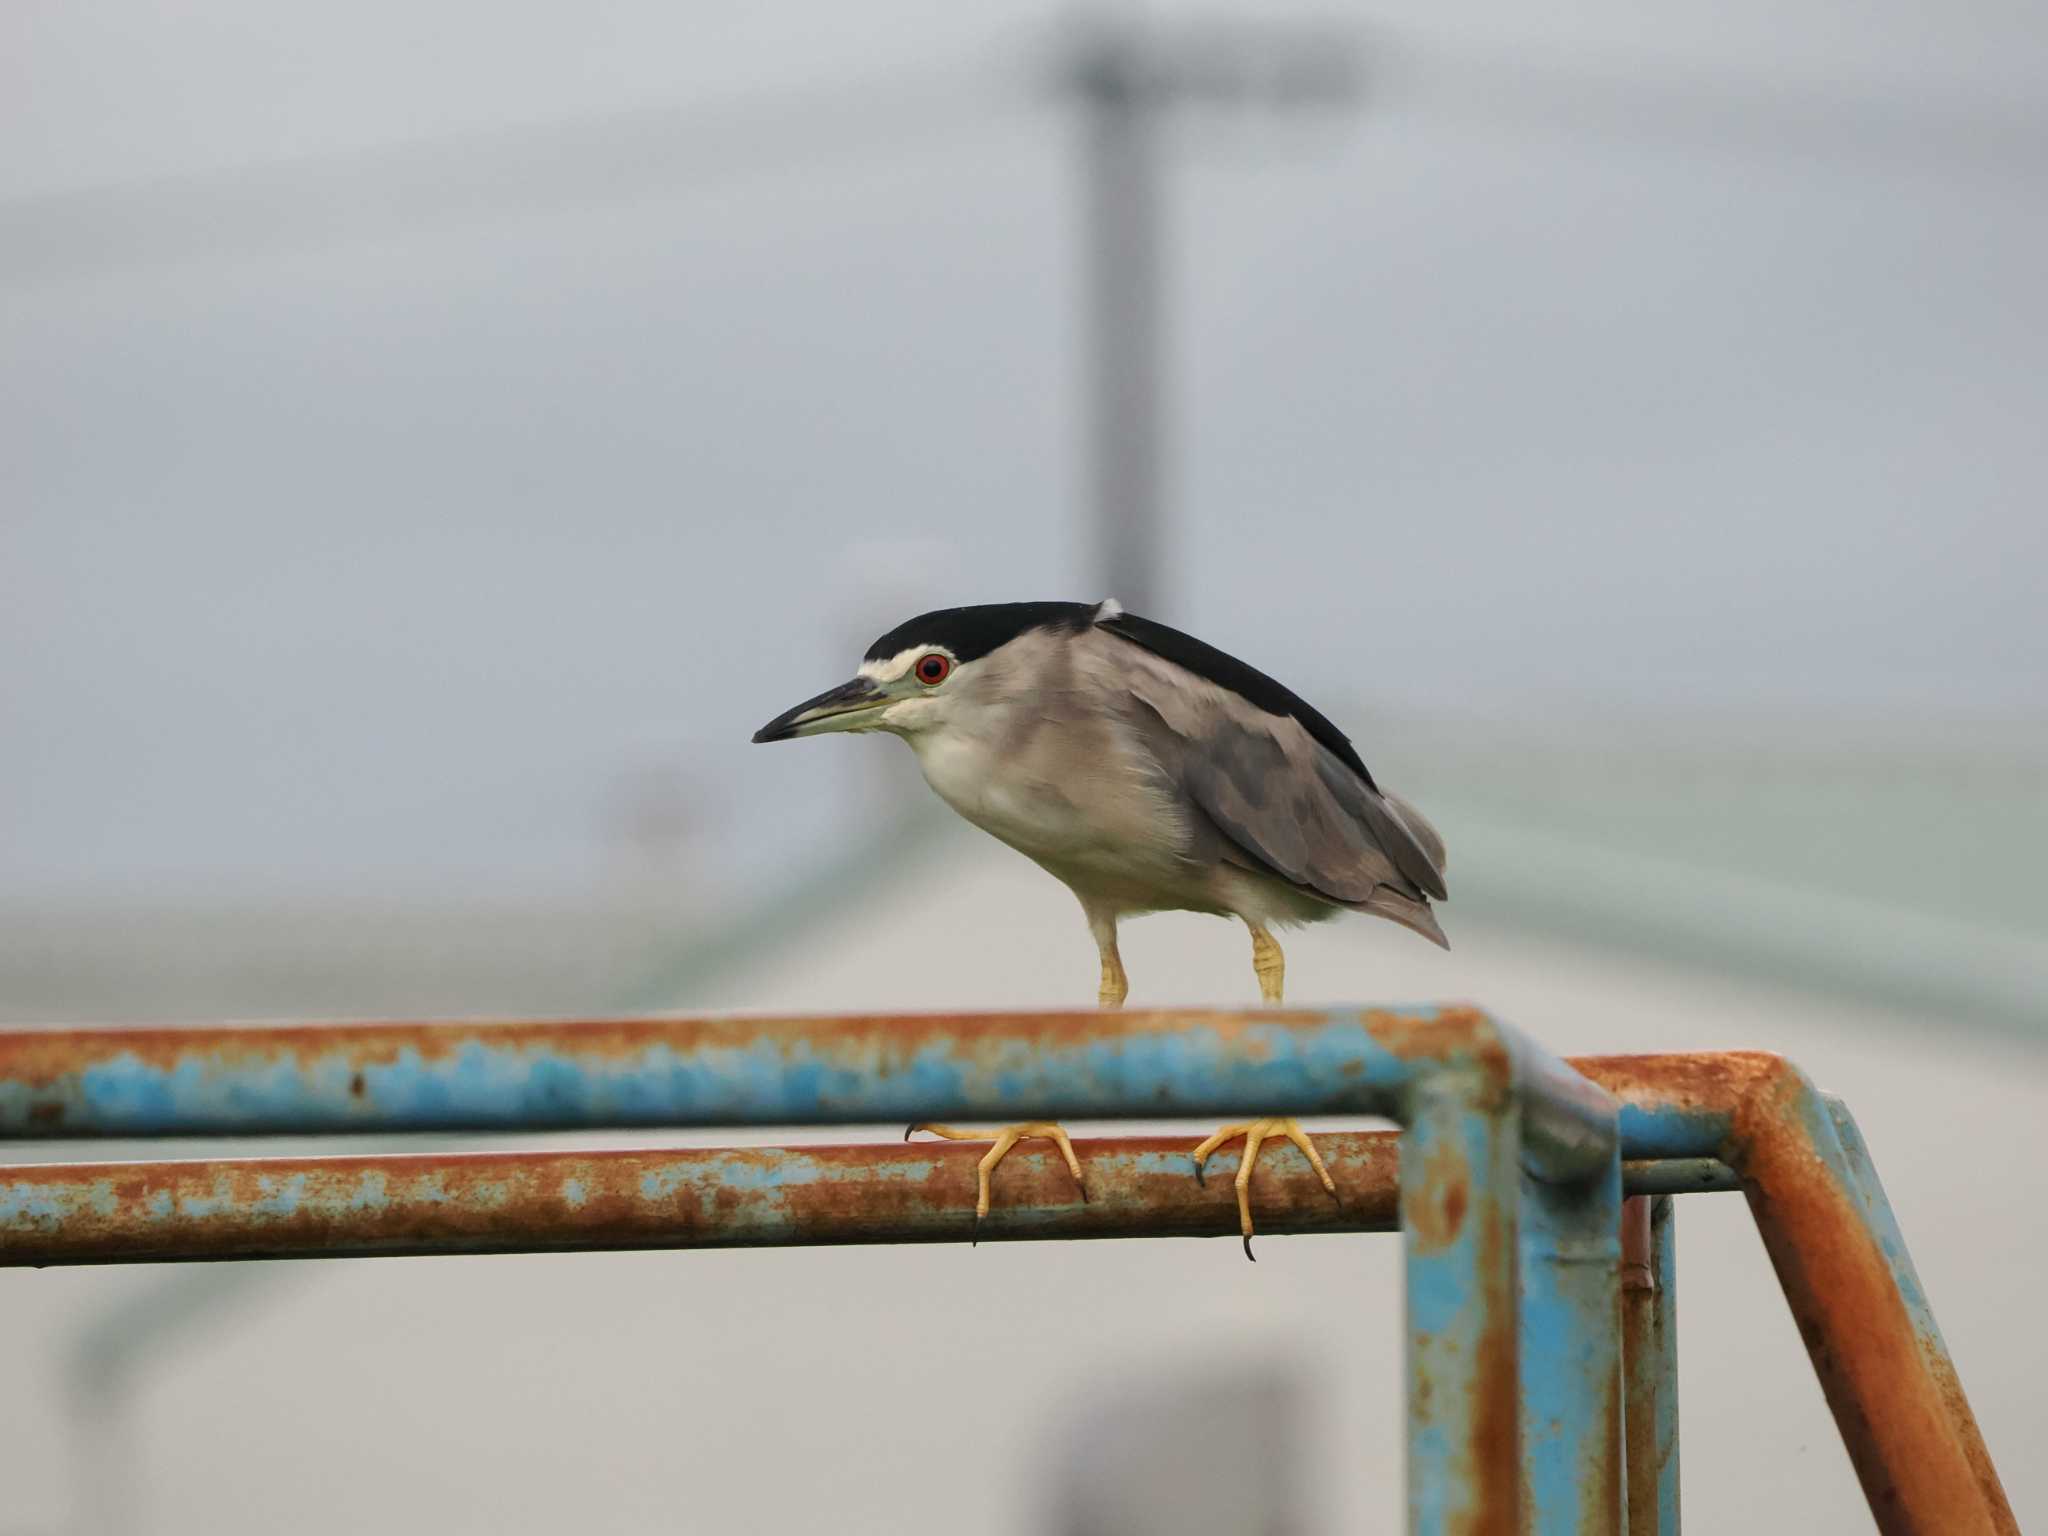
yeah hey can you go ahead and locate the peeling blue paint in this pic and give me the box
[1617,1100,1727,1161]
[639,1166,688,1201]
[1,1008,1494,1139]
[1519,1157,1624,1533]
[1401,1075,1526,1535]
[0,1182,68,1226]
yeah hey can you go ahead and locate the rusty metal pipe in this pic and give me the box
[0,1133,1732,1269]
[0,1008,1616,1186]
[1617,1158,1730,1197]
[0,1011,1640,1536]
[1402,1076,1524,1535]
[1579,1053,2017,1536]
[0,1133,1394,1265]
[0,1022,2012,1534]
[1512,1034,1624,1185]
[1622,1195,1680,1536]
[1519,1159,1626,1534]
[0,1007,1469,1136]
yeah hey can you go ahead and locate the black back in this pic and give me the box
[865,601,1380,793]
[1098,611,1381,793]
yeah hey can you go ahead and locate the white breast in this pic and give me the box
[906,710,1192,885]
[910,729,1080,856]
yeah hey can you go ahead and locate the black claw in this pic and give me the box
[971,1213,980,1249]
[1192,1156,1207,1188]
[1242,1235,1257,1263]
[1325,1182,1342,1204]
[1076,1179,1089,1205]
[903,1123,915,1141]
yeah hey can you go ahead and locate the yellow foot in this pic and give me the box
[1190,1116,1339,1261]
[905,1121,1087,1243]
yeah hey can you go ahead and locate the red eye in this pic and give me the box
[915,653,951,685]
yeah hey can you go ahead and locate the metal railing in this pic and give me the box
[0,1005,2018,1535]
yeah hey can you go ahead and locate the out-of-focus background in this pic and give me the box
[2,2,2043,1532]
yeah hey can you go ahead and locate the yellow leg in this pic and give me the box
[1093,915,1128,1008]
[905,1121,1088,1240]
[904,919,1114,1240]
[1250,923,1285,1004]
[1190,926,1336,1258]
[1099,950,1128,1008]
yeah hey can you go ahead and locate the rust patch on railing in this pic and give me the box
[1619,1194,1654,1294]
[1583,1361,1624,1536]
[1705,1056,2016,1536]
[1370,1003,1484,1055]
[0,1007,1394,1082]
[1405,1137,1470,1255]
[1467,1194,1522,1534]
[0,1129,1408,1266]
[1573,1050,1780,1120]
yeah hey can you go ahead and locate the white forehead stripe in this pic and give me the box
[1093,598,1123,622]
[858,646,943,684]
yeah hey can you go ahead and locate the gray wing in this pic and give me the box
[1110,644,1449,908]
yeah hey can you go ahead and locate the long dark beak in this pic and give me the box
[751,677,888,743]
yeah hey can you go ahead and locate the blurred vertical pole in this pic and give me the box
[1073,24,1164,617]
[1060,16,1361,616]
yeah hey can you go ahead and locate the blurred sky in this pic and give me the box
[3,0,2044,904]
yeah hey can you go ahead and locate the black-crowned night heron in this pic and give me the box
[752,600,1448,1256]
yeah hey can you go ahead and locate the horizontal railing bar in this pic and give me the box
[0,1133,1734,1267]
[1615,1157,1733,1197]
[0,1009,1613,1180]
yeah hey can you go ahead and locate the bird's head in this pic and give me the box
[750,600,1115,745]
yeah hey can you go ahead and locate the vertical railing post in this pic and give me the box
[1518,1149,1625,1533]
[1402,1070,1522,1536]
[1622,1194,1680,1536]
[1739,1073,2016,1534]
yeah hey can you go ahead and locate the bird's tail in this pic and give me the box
[1357,886,1450,950]
[1382,790,1448,878]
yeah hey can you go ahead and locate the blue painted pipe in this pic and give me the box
[0,1008,1618,1181]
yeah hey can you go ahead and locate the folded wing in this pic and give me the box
[1106,632,1449,914]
